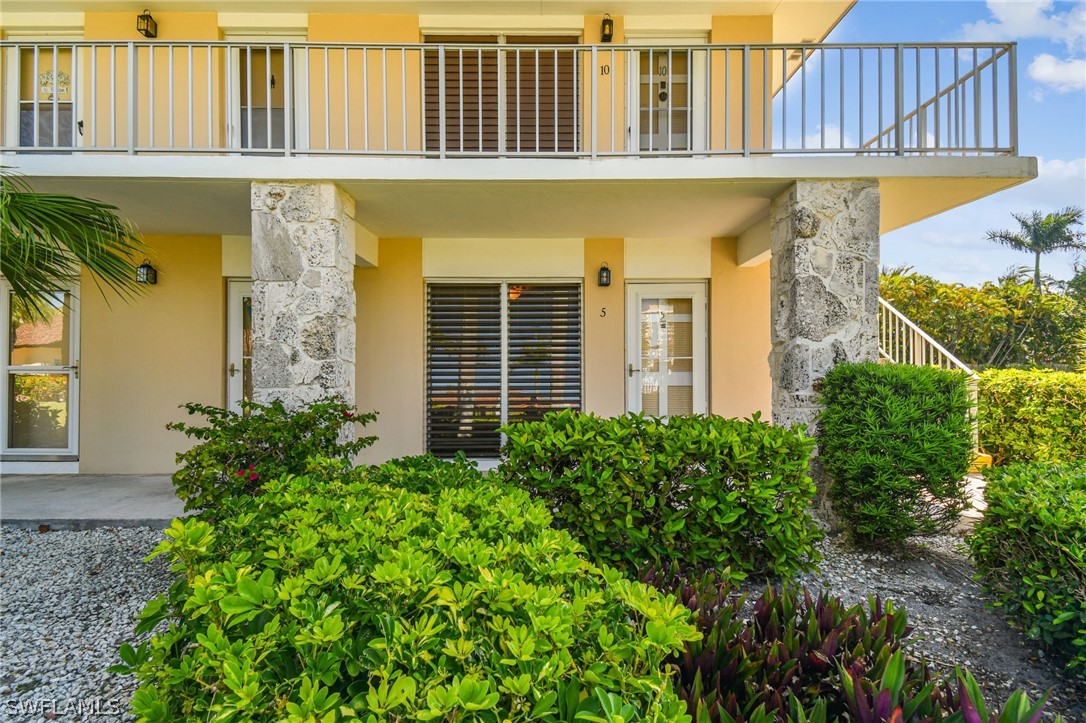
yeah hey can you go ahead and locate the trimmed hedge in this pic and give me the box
[498,411,820,581]
[968,462,1086,674]
[818,363,973,545]
[979,369,1086,465]
[117,459,696,721]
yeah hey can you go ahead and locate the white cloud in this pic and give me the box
[1028,53,1086,92]
[958,0,1086,49]
[1038,156,1086,181]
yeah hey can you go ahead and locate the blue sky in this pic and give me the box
[827,0,1086,285]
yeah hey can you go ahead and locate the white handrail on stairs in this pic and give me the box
[878,297,980,448]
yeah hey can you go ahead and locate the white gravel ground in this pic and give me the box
[0,527,171,722]
[1,525,1082,721]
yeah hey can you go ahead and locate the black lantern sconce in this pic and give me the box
[597,262,612,287]
[136,259,158,285]
[137,10,158,39]
[600,14,614,43]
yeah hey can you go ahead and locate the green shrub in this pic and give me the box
[968,462,1086,673]
[498,411,820,581]
[642,567,1059,722]
[366,452,481,494]
[116,459,698,721]
[978,369,1086,465]
[818,363,973,546]
[167,397,376,511]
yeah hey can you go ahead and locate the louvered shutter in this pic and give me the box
[507,284,582,424]
[505,37,580,153]
[426,284,502,457]
[424,36,500,154]
[424,36,579,154]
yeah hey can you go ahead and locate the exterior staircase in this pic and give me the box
[877,298,987,464]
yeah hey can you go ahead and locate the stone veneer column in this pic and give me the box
[250,181,356,407]
[769,180,880,432]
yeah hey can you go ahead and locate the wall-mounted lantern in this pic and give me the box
[136,259,158,284]
[137,10,158,39]
[597,262,611,287]
[600,14,614,43]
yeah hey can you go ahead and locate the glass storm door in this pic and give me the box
[628,38,707,153]
[1,284,80,456]
[226,280,253,413]
[626,283,707,416]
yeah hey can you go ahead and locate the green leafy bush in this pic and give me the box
[366,452,481,494]
[978,369,1086,465]
[642,567,1058,722]
[167,397,376,511]
[498,411,820,581]
[116,459,698,721]
[968,462,1086,673]
[818,363,973,546]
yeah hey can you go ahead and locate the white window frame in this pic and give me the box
[0,280,81,460]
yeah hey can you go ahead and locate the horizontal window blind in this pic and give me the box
[426,284,503,457]
[426,282,582,457]
[507,284,582,424]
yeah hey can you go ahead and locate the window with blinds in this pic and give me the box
[423,36,580,154]
[426,282,582,457]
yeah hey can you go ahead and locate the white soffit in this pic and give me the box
[625,237,711,279]
[422,238,584,278]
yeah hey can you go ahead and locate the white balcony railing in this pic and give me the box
[0,40,1017,159]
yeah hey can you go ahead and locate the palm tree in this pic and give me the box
[986,207,1085,293]
[1,168,148,320]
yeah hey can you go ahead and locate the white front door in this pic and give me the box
[0,284,80,457]
[626,283,707,416]
[627,37,708,153]
[226,280,253,413]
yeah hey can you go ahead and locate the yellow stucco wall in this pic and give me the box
[82,13,224,149]
[710,16,774,151]
[583,238,625,417]
[355,238,426,462]
[79,234,223,473]
[710,237,771,419]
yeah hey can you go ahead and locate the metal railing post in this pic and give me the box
[284,42,293,157]
[127,41,136,154]
[1008,43,1018,154]
[590,45,598,159]
[438,45,447,158]
[894,43,904,156]
[742,45,750,156]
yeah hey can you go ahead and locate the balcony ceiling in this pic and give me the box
[8,155,1035,243]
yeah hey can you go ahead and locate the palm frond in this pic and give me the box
[1,169,149,320]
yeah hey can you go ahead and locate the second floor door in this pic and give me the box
[628,36,708,153]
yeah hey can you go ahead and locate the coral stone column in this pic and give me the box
[769,180,880,433]
[250,181,356,407]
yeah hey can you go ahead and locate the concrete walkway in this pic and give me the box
[0,474,185,530]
